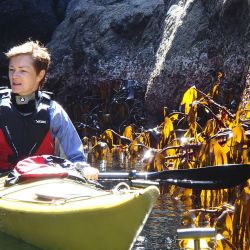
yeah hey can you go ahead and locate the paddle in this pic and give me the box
[99,164,250,189]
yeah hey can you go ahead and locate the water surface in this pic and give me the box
[132,194,183,250]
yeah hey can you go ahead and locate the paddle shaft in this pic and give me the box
[99,164,250,189]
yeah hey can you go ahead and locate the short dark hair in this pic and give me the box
[5,40,51,86]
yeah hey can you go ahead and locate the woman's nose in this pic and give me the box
[11,70,19,78]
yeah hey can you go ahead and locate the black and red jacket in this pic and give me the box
[0,87,55,172]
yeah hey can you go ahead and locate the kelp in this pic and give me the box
[65,79,147,137]
[75,72,249,249]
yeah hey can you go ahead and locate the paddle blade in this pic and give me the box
[152,164,250,189]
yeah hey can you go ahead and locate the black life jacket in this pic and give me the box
[0,87,55,170]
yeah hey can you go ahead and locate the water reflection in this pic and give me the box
[132,194,184,250]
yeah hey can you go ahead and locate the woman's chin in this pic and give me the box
[11,89,21,94]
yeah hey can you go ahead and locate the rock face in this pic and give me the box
[0,0,249,125]
[46,0,165,91]
[47,0,250,123]
[145,0,250,118]
[0,0,70,85]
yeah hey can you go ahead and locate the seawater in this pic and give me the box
[132,195,183,250]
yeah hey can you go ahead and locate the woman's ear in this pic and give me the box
[38,69,46,82]
[37,69,46,87]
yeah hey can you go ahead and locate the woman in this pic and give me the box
[0,40,98,179]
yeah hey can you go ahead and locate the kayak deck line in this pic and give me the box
[0,178,121,205]
[0,177,153,206]
[0,177,156,208]
[0,191,115,206]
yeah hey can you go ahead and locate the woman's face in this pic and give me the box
[8,54,45,96]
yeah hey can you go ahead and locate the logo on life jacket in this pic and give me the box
[35,120,47,124]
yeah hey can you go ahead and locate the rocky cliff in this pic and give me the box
[0,0,249,126]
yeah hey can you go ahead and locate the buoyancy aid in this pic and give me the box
[0,87,55,171]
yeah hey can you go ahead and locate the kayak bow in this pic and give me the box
[0,177,159,250]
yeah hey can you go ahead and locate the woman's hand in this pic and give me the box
[81,166,99,180]
[74,162,99,180]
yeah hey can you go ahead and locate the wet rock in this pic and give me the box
[0,0,70,85]
[0,0,249,126]
[46,0,249,124]
[46,0,164,92]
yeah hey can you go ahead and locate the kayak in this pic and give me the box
[0,176,159,250]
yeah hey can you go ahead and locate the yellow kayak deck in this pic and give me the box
[0,177,159,250]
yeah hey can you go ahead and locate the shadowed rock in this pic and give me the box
[0,0,249,125]
[0,0,70,85]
